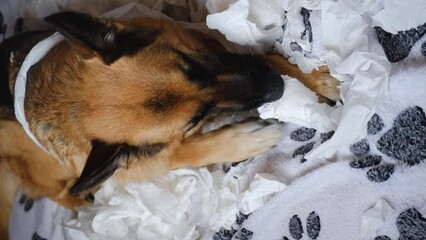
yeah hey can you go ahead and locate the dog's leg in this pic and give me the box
[0,121,88,210]
[263,55,340,102]
[0,157,18,240]
[169,118,284,169]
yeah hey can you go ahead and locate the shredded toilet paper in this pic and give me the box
[258,76,341,133]
[207,0,394,161]
[206,0,286,53]
[372,0,426,34]
[66,160,285,240]
[303,0,392,160]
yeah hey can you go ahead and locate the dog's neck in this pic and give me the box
[11,33,91,169]
[14,33,66,156]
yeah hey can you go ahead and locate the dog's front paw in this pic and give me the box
[170,118,284,168]
[310,66,340,103]
[226,118,284,160]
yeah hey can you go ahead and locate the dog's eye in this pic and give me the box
[174,50,213,87]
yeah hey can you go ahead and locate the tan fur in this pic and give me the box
[0,121,87,205]
[262,55,340,101]
[0,155,18,240]
[0,14,339,238]
[0,120,87,240]
[169,118,283,169]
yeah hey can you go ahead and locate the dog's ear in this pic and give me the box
[68,140,129,194]
[68,140,166,194]
[44,11,158,64]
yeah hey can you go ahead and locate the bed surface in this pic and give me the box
[2,0,426,239]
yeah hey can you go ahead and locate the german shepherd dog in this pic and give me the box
[0,12,339,238]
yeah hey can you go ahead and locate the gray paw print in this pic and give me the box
[19,194,34,212]
[290,127,334,163]
[213,212,253,240]
[283,212,321,240]
[350,107,426,182]
[375,23,426,62]
[373,208,426,240]
[376,106,426,166]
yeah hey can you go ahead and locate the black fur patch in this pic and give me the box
[44,12,159,64]
[0,44,12,106]
[14,17,23,35]
[0,30,56,108]
[144,93,180,113]
[174,50,213,87]
[84,193,95,203]
[69,141,166,194]
[131,143,167,158]
[0,11,6,40]
[186,103,213,131]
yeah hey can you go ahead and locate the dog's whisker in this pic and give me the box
[233,43,242,54]
[248,45,253,56]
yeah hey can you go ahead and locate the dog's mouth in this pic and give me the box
[246,71,284,107]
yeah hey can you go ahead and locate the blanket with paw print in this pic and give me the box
[3,0,426,240]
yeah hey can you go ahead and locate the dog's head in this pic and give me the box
[42,12,284,194]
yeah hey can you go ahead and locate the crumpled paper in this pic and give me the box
[66,160,285,240]
[206,0,393,161]
[206,0,286,53]
[259,76,341,132]
[372,0,426,34]
[0,0,21,39]
[305,0,392,160]
[360,199,394,240]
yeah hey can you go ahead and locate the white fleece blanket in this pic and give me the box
[3,0,426,240]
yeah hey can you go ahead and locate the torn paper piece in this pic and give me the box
[258,76,342,133]
[360,199,394,240]
[206,0,285,52]
[66,160,285,240]
[372,0,426,34]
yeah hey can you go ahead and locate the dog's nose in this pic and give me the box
[212,54,285,109]
[259,71,284,102]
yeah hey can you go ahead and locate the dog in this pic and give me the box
[0,11,339,238]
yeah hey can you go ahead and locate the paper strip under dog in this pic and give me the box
[14,32,65,158]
